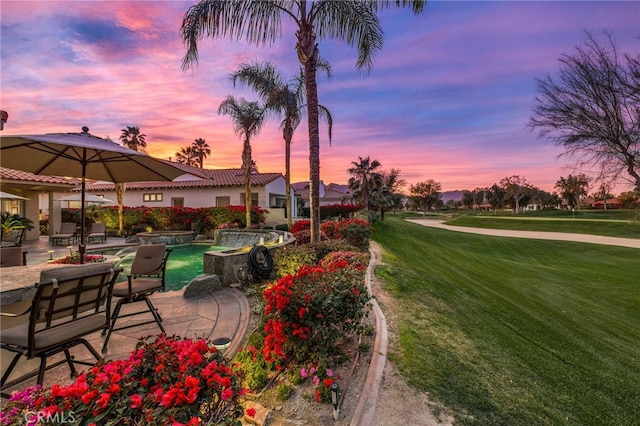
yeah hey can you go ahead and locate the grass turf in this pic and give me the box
[373,215,640,425]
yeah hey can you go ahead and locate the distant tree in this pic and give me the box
[409,179,442,214]
[119,126,147,153]
[592,182,615,210]
[461,190,474,210]
[472,187,488,210]
[370,168,405,220]
[175,146,199,167]
[530,30,640,190]
[486,184,506,214]
[555,174,590,210]
[191,138,211,168]
[231,61,333,231]
[348,156,382,210]
[218,96,265,228]
[500,175,532,213]
[181,0,426,243]
[618,190,639,209]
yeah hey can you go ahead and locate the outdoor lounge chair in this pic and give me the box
[0,262,122,398]
[102,245,171,352]
[51,222,76,246]
[87,223,107,244]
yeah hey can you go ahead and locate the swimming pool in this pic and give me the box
[95,244,230,292]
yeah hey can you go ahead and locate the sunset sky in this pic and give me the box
[1,1,638,194]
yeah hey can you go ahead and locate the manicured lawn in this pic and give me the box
[373,215,640,425]
[432,209,640,239]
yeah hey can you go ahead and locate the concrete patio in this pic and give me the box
[0,235,251,397]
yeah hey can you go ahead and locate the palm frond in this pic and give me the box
[181,0,287,70]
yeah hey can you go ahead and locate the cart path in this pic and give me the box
[406,218,640,249]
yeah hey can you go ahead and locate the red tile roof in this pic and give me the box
[82,168,282,191]
[0,167,78,186]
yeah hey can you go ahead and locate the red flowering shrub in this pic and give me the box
[262,256,370,364]
[290,219,310,234]
[320,220,341,239]
[293,229,327,245]
[95,206,267,236]
[35,336,252,425]
[51,254,106,265]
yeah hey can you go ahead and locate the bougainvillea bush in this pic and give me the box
[62,205,268,237]
[262,252,370,364]
[4,336,254,426]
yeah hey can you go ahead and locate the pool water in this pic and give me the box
[103,244,230,292]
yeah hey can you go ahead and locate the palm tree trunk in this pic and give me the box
[284,124,293,231]
[115,183,125,237]
[243,137,252,228]
[298,17,321,243]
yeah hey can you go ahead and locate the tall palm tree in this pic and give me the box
[348,156,382,210]
[119,126,147,152]
[218,96,266,227]
[181,0,425,243]
[231,61,333,231]
[191,138,211,168]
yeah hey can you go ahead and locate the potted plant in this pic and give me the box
[0,212,34,247]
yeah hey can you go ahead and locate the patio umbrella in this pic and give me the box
[56,193,115,205]
[0,127,194,262]
[0,191,29,200]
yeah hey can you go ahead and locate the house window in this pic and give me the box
[271,196,286,208]
[216,196,230,207]
[143,193,163,202]
[171,197,184,207]
[240,193,259,206]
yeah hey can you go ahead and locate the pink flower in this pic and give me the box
[313,375,320,385]
[326,369,334,377]
[300,367,308,378]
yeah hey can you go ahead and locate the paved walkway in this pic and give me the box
[406,218,640,249]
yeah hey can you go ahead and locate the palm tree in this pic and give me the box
[348,156,382,210]
[231,61,333,231]
[191,138,211,168]
[119,126,147,152]
[175,146,199,167]
[218,96,266,227]
[181,0,425,243]
[370,168,405,220]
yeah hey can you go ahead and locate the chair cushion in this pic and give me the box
[1,314,107,350]
[131,245,166,275]
[112,278,162,297]
[39,262,115,283]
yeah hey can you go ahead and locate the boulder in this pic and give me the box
[183,274,222,298]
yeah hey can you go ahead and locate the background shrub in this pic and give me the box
[309,239,359,260]
[273,245,317,278]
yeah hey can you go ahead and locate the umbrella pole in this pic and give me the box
[79,158,87,264]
